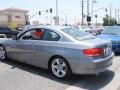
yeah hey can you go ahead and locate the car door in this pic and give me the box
[33,29,61,68]
[18,28,44,65]
[9,28,43,64]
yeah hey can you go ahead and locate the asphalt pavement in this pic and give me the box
[0,55,120,90]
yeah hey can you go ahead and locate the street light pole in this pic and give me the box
[75,16,76,25]
[65,14,67,25]
[91,0,94,25]
[91,0,97,26]
[51,12,53,25]
[87,0,89,16]
[61,12,68,25]
[87,0,90,26]
[56,0,58,18]
[50,8,53,25]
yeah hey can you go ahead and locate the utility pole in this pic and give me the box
[46,16,48,24]
[109,4,112,25]
[65,14,67,25]
[81,0,84,25]
[75,16,76,25]
[115,9,117,21]
[118,9,120,23]
[95,14,97,26]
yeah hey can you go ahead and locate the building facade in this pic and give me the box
[0,7,29,27]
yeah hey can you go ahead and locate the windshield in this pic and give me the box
[0,27,12,33]
[102,26,120,35]
[61,28,94,41]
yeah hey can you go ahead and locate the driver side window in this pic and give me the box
[20,28,44,40]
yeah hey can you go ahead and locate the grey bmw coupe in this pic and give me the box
[0,25,114,79]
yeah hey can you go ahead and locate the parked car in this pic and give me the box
[0,25,114,79]
[23,25,35,30]
[90,26,104,35]
[98,26,120,53]
[78,26,97,36]
[0,26,19,38]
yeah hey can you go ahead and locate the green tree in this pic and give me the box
[103,14,117,26]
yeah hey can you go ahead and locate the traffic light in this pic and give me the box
[50,8,52,13]
[87,16,91,22]
[39,11,41,15]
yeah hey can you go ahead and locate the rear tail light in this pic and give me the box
[83,48,103,57]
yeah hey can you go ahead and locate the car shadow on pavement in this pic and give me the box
[115,52,120,56]
[0,60,78,85]
[73,70,115,90]
[1,59,115,90]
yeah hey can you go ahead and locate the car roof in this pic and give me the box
[24,25,70,32]
[17,25,70,36]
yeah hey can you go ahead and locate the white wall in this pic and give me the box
[12,13,26,22]
[0,15,8,22]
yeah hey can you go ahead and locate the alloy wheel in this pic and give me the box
[51,58,67,78]
[0,46,6,60]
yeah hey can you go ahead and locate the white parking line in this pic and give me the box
[65,86,85,90]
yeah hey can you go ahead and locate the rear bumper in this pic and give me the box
[70,52,114,74]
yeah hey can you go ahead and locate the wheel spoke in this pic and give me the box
[0,47,4,51]
[56,59,60,65]
[61,62,66,67]
[56,70,61,76]
[60,70,66,76]
[0,47,6,60]
[0,51,5,55]
[52,64,57,69]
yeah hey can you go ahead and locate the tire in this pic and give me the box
[49,57,72,79]
[0,45,7,60]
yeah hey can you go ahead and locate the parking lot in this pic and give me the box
[0,54,119,90]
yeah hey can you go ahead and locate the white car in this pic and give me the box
[77,26,97,35]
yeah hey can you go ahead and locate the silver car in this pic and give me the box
[0,25,114,79]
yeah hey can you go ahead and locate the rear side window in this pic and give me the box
[42,30,60,41]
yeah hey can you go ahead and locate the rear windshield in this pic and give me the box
[61,28,95,40]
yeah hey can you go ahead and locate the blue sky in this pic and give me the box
[1,0,120,24]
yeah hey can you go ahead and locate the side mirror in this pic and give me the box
[12,35,18,40]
